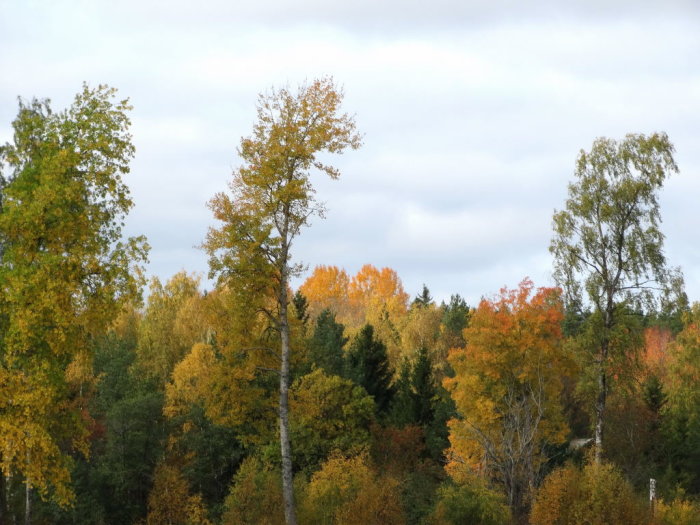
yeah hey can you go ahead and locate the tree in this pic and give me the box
[348,264,409,331]
[660,304,700,493]
[146,463,211,525]
[445,280,570,517]
[289,369,374,474]
[550,132,684,462]
[135,272,203,386]
[391,346,446,456]
[428,479,511,525]
[203,77,361,524]
[0,84,147,514]
[412,284,433,309]
[530,461,648,525]
[346,324,395,416]
[221,456,285,525]
[298,265,351,321]
[308,309,348,377]
[298,453,404,525]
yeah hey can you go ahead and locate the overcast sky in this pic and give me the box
[2,0,699,305]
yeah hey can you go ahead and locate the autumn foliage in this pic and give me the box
[3,83,698,525]
[445,279,570,514]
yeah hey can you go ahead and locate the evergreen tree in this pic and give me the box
[346,324,394,415]
[309,309,348,378]
[441,294,470,348]
[413,284,434,309]
[292,290,310,326]
[412,346,436,427]
[390,346,452,460]
[390,359,415,427]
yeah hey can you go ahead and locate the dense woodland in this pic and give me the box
[1,80,699,524]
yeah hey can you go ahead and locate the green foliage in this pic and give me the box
[551,132,682,313]
[412,284,434,309]
[308,308,348,378]
[170,405,246,518]
[440,294,470,349]
[291,290,310,327]
[0,83,147,508]
[290,369,375,474]
[550,132,683,461]
[135,272,202,386]
[346,324,395,415]
[222,456,285,525]
[390,346,452,460]
[660,305,700,493]
[428,479,511,525]
[90,331,166,524]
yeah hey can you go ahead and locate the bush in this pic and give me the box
[530,461,648,525]
[655,498,700,525]
[221,456,284,525]
[299,452,404,525]
[427,479,510,525]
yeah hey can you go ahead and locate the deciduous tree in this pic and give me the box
[0,84,147,514]
[550,132,684,462]
[203,78,360,524]
[445,280,570,516]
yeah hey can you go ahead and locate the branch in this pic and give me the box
[242,345,282,361]
[256,366,281,375]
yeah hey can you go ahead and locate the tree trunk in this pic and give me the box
[594,359,607,464]
[278,270,297,525]
[594,307,612,465]
[24,483,31,525]
[0,470,7,523]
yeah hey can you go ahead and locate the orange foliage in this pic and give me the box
[299,264,409,344]
[445,279,570,512]
[348,264,409,327]
[641,326,673,380]
[299,265,351,320]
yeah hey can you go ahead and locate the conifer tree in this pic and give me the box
[346,324,394,415]
[309,308,348,378]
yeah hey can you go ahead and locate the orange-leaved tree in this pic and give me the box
[298,265,351,321]
[445,279,571,516]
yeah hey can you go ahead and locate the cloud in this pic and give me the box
[2,0,699,304]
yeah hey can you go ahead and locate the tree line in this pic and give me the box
[0,79,698,524]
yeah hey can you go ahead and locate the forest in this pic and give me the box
[0,79,699,525]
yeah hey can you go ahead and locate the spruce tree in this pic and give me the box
[346,324,394,415]
[309,308,348,378]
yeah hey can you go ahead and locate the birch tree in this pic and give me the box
[550,132,684,463]
[204,77,360,524]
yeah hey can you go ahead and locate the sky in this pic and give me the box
[1,0,699,306]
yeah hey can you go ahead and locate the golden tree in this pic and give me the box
[204,78,360,524]
[0,85,147,513]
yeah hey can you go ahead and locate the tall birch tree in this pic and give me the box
[550,132,684,463]
[204,77,360,525]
